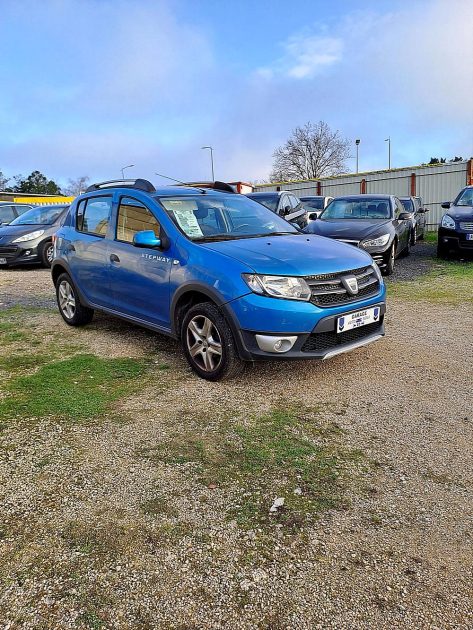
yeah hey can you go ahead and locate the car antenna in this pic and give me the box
[155,172,207,194]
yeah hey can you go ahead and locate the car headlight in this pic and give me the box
[360,233,390,249]
[441,214,455,229]
[242,274,311,301]
[12,229,45,243]
[371,262,384,283]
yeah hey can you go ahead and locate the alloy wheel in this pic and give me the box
[186,315,223,372]
[58,280,76,320]
[46,244,54,263]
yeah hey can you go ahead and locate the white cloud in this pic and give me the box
[258,33,343,80]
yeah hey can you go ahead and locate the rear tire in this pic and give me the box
[401,237,411,257]
[181,302,244,381]
[55,272,94,326]
[382,241,396,276]
[40,240,54,268]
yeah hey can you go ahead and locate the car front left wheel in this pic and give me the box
[40,240,55,268]
[181,302,244,381]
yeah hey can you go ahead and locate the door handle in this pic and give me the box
[110,253,120,263]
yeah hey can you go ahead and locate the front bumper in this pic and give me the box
[226,292,386,361]
[0,242,42,267]
[438,227,473,253]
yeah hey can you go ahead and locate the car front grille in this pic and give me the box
[0,245,19,260]
[305,265,380,307]
[301,321,383,352]
[335,239,360,246]
[460,222,473,231]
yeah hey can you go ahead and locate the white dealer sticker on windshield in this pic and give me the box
[167,201,203,238]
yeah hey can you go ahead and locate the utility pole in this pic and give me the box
[385,138,391,170]
[201,146,215,180]
[121,164,134,179]
[355,139,360,173]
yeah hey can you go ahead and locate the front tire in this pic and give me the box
[40,240,54,268]
[56,272,94,326]
[181,302,244,381]
[411,225,417,246]
[382,241,396,276]
[437,242,449,259]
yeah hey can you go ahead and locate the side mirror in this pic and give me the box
[441,202,451,209]
[308,212,319,220]
[133,230,161,248]
[423,207,429,212]
[284,205,291,215]
[398,212,411,221]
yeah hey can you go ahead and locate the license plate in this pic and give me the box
[466,234,473,241]
[337,307,381,333]
[0,258,7,265]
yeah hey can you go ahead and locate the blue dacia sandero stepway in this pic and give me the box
[52,179,386,380]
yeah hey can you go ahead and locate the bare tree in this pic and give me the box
[64,176,90,196]
[270,121,351,182]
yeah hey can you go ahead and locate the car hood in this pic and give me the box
[0,224,51,242]
[200,234,372,276]
[449,205,473,221]
[306,219,392,241]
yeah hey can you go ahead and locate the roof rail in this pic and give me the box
[183,181,236,193]
[85,178,156,193]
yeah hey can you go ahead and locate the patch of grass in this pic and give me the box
[0,354,148,425]
[77,611,105,630]
[388,257,473,303]
[140,409,364,530]
[424,231,438,244]
[140,496,177,516]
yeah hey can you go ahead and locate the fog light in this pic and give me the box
[25,250,31,255]
[255,334,298,353]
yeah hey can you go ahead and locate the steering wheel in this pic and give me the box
[233,224,251,232]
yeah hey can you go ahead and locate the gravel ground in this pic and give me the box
[0,243,472,629]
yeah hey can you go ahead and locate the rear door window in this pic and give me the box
[77,197,111,236]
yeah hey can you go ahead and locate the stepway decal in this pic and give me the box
[141,253,172,263]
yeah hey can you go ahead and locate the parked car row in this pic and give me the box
[246,191,427,275]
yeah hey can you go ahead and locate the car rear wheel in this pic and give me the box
[182,302,244,381]
[56,273,94,326]
[383,241,396,276]
[40,241,54,268]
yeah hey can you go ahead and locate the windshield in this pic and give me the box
[246,194,278,212]
[10,205,67,226]
[456,188,473,206]
[159,194,298,241]
[321,198,392,220]
[301,198,324,210]
[400,198,414,212]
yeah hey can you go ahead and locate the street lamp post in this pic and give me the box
[121,164,134,179]
[201,146,215,181]
[385,138,391,170]
[355,139,360,174]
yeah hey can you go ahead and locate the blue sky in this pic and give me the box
[0,0,472,188]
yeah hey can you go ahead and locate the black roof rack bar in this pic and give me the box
[85,178,156,193]
[213,181,235,193]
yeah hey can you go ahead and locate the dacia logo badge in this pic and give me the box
[341,274,359,295]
